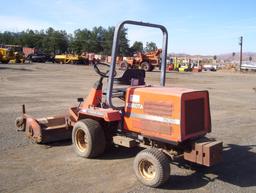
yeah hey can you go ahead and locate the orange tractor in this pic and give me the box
[120,49,162,71]
[16,20,222,188]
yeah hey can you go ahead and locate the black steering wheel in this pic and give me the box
[93,62,117,78]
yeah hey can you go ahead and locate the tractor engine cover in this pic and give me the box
[124,86,211,143]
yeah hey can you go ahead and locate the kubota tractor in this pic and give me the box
[16,20,222,188]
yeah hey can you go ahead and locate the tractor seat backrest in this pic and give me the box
[114,69,145,85]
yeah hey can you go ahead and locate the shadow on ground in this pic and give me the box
[44,139,141,159]
[100,146,142,160]
[0,66,33,71]
[39,139,256,190]
[43,139,72,147]
[161,144,256,190]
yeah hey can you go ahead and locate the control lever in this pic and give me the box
[77,98,84,109]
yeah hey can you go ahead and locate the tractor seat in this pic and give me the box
[114,69,145,85]
[103,69,146,99]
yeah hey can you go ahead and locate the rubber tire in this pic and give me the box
[120,61,129,70]
[15,116,25,131]
[133,148,170,187]
[141,61,153,72]
[72,119,106,158]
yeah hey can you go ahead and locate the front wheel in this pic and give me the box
[120,61,129,70]
[141,61,153,72]
[15,116,26,131]
[72,119,106,158]
[133,148,170,187]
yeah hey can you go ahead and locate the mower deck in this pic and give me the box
[16,106,72,143]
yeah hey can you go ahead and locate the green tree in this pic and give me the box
[69,28,91,53]
[0,25,130,56]
[249,56,252,61]
[42,28,68,54]
[213,55,217,60]
[0,31,16,45]
[101,26,129,56]
[102,27,114,55]
[89,26,105,53]
[130,41,143,53]
[119,27,129,56]
[144,41,157,52]
[20,30,44,48]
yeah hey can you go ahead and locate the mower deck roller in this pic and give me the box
[16,20,222,188]
[16,105,72,143]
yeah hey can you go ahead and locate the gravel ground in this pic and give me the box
[0,63,255,193]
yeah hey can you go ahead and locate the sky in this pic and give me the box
[0,0,256,55]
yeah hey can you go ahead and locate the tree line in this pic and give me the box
[0,26,157,56]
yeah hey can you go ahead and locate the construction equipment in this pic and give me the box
[0,48,13,63]
[178,63,192,72]
[16,20,222,188]
[54,54,82,64]
[168,57,182,71]
[168,57,202,72]
[26,53,54,63]
[120,49,162,71]
[54,52,97,65]
[0,45,25,63]
[0,47,20,64]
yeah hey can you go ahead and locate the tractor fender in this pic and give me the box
[78,108,121,122]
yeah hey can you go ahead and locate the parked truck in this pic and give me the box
[120,49,162,71]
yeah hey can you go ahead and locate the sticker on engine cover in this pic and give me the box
[130,95,140,103]
[126,103,143,109]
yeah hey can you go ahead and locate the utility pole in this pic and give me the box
[239,36,243,70]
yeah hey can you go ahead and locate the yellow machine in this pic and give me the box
[0,45,25,64]
[168,57,181,71]
[54,53,91,64]
[54,54,80,64]
[168,57,201,72]
[0,48,14,63]
[178,64,192,72]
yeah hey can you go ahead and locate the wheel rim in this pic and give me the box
[75,128,88,152]
[142,65,148,71]
[15,118,23,128]
[138,159,156,180]
[121,62,127,70]
[142,63,149,71]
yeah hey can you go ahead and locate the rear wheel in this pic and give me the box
[141,61,153,71]
[133,148,170,187]
[72,119,106,158]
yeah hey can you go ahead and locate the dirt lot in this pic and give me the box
[0,63,256,193]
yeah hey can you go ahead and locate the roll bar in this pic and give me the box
[106,20,168,109]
